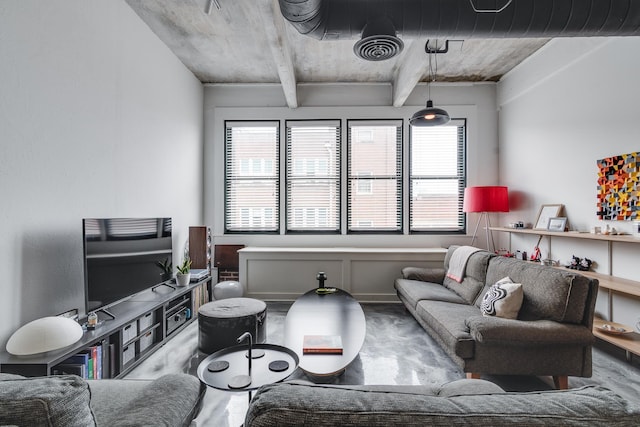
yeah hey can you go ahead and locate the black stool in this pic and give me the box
[198,298,267,354]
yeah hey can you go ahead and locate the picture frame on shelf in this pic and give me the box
[547,217,567,232]
[533,204,564,230]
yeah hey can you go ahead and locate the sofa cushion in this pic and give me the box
[416,300,477,359]
[0,374,97,427]
[443,246,494,304]
[395,278,465,308]
[401,267,446,283]
[245,382,638,427]
[466,316,595,345]
[484,257,592,324]
[480,277,523,319]
[437,378,505,396]
[89,374,205,427]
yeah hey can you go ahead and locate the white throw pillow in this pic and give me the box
[480,276,523,319]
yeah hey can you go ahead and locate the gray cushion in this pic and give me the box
[484,257,592,324]
[443,246,494,304]
[415,300,477,359]
[395,278,465,309]
[0,375,97,427]
[401,267,446,283]
[88,378,151,425]
[466,316,595,345]
[245,382,638,427]
[437,378,505,396]
[89,374,204,427]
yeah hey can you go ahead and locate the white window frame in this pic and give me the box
[286,120,341,233]
[224,121,280,233]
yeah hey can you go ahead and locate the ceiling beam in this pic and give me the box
[392,38,428,107]
[255,0,298,108]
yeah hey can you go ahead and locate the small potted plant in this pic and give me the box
[156,257,173,282]
[175,257,192,287]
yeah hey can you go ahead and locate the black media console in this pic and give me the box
[0,277,212,379]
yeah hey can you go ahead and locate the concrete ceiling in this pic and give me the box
[126,0,549,108]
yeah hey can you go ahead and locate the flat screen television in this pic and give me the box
[83,217,173,316]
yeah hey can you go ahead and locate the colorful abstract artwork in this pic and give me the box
[597,152,639,220]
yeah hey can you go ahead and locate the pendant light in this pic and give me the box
[409,40,450,127]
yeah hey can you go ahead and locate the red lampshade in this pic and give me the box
[463,186,509,213]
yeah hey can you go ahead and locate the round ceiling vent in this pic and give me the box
[354,35,404,61]
[354,17,404,61]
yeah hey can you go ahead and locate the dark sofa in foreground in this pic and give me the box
[395,245,599,388]
[245,379,639,426]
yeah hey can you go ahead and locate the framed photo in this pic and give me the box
[547,217,567,232]
[534,204,563,230]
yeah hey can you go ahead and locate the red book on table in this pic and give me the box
[303,335,343,354]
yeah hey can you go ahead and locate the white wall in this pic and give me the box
[0,1,204,347]
[204,82,500,249]
[498,37,640,326]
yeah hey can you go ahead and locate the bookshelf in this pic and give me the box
[0,277,212,378]
[490,227,640,361]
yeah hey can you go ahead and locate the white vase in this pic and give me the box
[176,273,191,287]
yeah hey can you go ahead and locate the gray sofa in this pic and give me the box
[394,246,599,388]
[245,379,639,426]
[0,372,205,426]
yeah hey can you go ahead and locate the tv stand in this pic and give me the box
[1,277,212,379]
[152,282,176,292]
[95,308,116,321]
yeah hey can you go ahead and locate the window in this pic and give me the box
[224,117,466,235]
[410,120,466,232]
[348,120,402,232]
[286,121,340,232]
[225,121,279,232]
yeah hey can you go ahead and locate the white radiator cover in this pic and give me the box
[239,247,446,302]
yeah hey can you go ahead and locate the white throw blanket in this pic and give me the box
[446,246,482,283]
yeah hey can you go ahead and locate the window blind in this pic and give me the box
[347,120,402,232]
[410,120,466,232]
[286,120,340,232]
[225,121,279,232]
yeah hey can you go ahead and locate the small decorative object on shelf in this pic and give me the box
[530,246,541,262]
[597,323,633,335]
[156,257,173,282]
[176,257,192,287]
[316,272,327,288]
[547,217,567,232]
[315,271,337,294]
[533,204,563,230]
[515,250,527,261]
[566,255,592,271]
[495,249,514,257]
[87,312,98,330]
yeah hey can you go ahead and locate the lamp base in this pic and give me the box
[469,212,496,252]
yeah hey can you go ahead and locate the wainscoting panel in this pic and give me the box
[239,247,447,302]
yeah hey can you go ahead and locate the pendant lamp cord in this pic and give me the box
[427,40,439,100]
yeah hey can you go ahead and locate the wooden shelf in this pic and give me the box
[490,227,640,244]
[576,270,640,298]
[593,318,640,359]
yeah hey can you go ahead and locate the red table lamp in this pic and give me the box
[463,186,509,251]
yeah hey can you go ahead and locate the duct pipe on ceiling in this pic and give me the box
[278,0,640,40]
